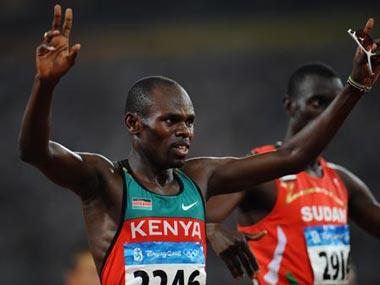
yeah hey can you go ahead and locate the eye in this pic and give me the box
[185,119,194,127]
[311,98,322,108]
[310,97,328,109]
[165,118,174,125]
[164,116,179,126]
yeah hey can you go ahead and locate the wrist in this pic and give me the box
[349,68,373,86]
[346,75,372,93]
[34,74,60,89]
[206,223,221,239]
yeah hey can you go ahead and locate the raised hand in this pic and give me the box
[350,18,380,89]
[206,223,267,279]
[36,5,81,82]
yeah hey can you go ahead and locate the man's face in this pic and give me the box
[288,75,343,131]
[137,84,195,169]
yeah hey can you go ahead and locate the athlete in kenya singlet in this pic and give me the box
[238,145,350,285]
[101,160,206,285]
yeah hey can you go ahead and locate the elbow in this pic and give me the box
[18,137,29,162]
[19,148,46,165]
[19,152,35,164]
[18,138,43,164]
[18,144,35,163]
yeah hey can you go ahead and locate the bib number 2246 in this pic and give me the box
[133,269,200,285]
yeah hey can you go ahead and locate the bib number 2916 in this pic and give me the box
[318,250,349,281]
[304,225,350,285]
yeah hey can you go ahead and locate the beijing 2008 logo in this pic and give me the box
[133,248,144,262]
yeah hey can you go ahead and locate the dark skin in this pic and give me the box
[18,5,380,278]
[206,73,380,279]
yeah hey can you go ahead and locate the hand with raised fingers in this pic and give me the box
[350,18,380,90]
[36,4,81,82]
[206,223,267,280]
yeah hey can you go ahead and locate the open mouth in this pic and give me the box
[172,143,190,157]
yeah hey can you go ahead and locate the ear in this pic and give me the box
[283,95,297,117]
[125,112,143,134]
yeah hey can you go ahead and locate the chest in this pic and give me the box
[125,182,204,220]
[120,171,207,285]
[275,172,348,227]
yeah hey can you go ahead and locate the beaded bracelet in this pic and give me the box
[347,76,372,93]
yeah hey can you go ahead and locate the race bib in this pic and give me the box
[124,241,206,285]
[304,225,350,285]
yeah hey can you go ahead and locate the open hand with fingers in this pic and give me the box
[206,223,267,280]
[36,4,81,82]
[349,18,380,91]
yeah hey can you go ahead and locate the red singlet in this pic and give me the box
[238,145,350,285]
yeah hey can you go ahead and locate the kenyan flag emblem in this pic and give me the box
[132,198,153,210]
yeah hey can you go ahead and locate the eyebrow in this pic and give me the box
[162,113,195,119]
[309,93,336,99]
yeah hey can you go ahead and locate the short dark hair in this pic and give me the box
[125,76,180,115]
[287,62,340,98]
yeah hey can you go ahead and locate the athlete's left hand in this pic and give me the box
[206,223,267,279]
[350,18,380,87]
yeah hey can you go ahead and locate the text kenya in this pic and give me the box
[130,219,202,239]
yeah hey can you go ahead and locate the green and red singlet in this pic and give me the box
[101,161,206,285]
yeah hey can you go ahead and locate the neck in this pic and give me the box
[283,122,321,176]
[127,149,174,187]
[283,123,295,144]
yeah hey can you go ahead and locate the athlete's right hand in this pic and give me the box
[36,4,80,82]
[206,223,267,280]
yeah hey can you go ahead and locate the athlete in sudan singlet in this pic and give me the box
[238,145,350,284]
[206,63,380,285]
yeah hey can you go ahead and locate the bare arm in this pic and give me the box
[18,5,103,198]
[333,164,380,239]
[203,20,380,198]
[206,192,245,222]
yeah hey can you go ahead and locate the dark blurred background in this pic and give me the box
[1,0,380,284]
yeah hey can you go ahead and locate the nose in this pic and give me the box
[175,122,192,138]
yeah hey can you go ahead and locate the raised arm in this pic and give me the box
[18,5,103,197]
[203,19,380,197]
[333,164,380,239]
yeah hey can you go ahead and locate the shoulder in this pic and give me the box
[182,156,237,196]
[327,162,357,182]
[183,156,237,176]
[327,162,368,195]
[79,152,118,173]
[74,152,122,197]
